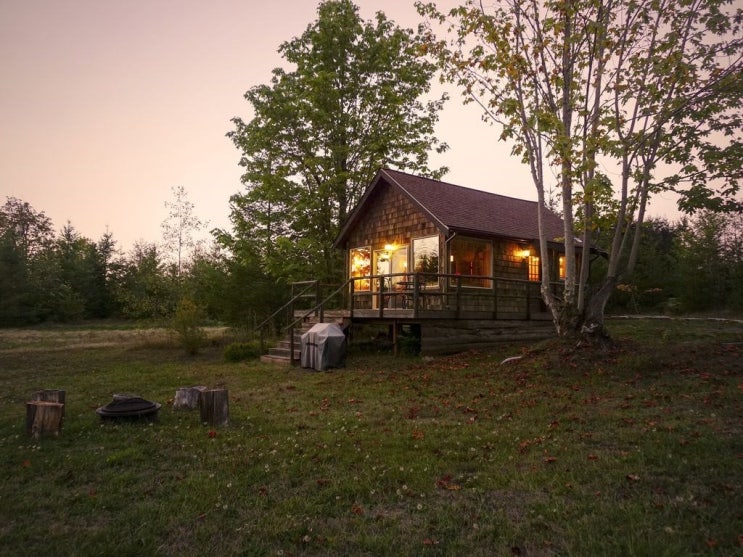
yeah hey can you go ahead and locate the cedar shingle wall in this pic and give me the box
[495,241,528,279]
[343,182,440,255]
[340,180,570,284]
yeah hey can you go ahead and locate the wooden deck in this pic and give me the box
[261,276,559,363]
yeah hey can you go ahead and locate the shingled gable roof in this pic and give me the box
[335,167,567,246]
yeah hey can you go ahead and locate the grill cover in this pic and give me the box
[300,323,346,371]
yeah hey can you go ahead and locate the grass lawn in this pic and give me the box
[0,318,741,556]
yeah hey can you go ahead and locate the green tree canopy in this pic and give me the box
[0,197,54,258]
[419,0,743,339]
[225,0,448,283]
[0,197,55,324]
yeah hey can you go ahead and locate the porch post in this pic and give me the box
[378,276,385,318]
[455,275,462,318]
[315,280,321,320]
[413,274,420,318]
[349,279,355,318]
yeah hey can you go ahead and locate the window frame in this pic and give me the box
[412,234,440,289]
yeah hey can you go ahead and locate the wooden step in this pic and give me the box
[261,314,349,366]
[260,354,292,365]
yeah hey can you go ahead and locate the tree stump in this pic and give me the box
[26,401,64,438]
[31,389,66,420]
[199,388,229,427]
[173,386,207,410]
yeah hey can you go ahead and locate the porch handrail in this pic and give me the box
[253,281,318,347]
[284,278,353,363]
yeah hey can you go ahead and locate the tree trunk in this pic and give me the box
[199,389,230,427]
[26,401,64,438]
[173,386,207,410]
[580,276,616,345]
[546,291,582,338]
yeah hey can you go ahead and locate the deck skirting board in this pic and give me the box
[419,319,555,356]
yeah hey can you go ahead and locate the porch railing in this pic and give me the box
[253,280,319,353]
[347,272,563,320]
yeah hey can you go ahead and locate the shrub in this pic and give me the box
[223,341,262,362]
[170,298,206,355]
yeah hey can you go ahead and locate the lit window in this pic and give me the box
[559,256,566,280]
[349,247,371,291]
[528,256,540,282]
[449,237,492,288]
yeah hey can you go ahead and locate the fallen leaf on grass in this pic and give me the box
[436,474,461,491]
[351,504,364,515]
[587,454,599,461]
[412,429,424,440]
[544,456,558,464]
[22,459,31,468]
[422,538,440,546]
[626,474,640,482]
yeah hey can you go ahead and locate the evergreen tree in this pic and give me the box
[116,242,177,320]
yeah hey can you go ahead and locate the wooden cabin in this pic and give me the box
[330,168,579,354]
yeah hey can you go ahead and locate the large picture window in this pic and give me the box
[349,247,371,291]
[412,235,439,288]
[449,237,493,288]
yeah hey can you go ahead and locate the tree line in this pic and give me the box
[0,195,285,327]
[2,192,740,328]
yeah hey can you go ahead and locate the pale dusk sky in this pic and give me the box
[0,0,684,252]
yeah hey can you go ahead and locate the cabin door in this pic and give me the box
[373,247,408,309]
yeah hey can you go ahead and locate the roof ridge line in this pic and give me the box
[383,167,541,207]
